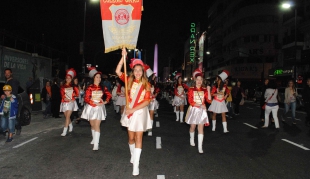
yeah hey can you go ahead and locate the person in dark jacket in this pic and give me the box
[303,78,310,126]
[231,80,245,115]
[1,68,21,135]
[51,78,61,118]
[41,81,52,118]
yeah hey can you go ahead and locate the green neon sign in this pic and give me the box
[274,69,283,75]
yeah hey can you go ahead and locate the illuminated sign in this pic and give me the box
[190,23,196,63]
[273,69,293,76]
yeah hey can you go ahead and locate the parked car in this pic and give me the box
[0,81,32,126]
[278,87,304,109]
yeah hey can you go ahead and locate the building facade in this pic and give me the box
[207,0,281,85]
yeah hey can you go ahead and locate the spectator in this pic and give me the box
[262,80,280,131]
[51,78,61,118]
[0,85,18,142]
[41,81,52,118]
[1,68,21,135]
[232,80,246,115]
[282,80,298,124]
[303,78,310,126]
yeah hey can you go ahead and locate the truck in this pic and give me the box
[0,45,52,111]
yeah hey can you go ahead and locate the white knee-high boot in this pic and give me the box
[69,122,73,132]
[61,127,68,136]
[148,120,153,136]
[180,112,184,123]
[129,143,135,163]
[90,129,95,144]
[190,132,195,146]
[222,122,229,133]
[212,120,216,131]
[93,131,100,151]
[133,148,142,176]
[198,134,204,153]
[176,111,180,121]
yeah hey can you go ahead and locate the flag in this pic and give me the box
[100,0,143,53]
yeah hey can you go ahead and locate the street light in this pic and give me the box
[281,1,297,83]
[82,0,99,74]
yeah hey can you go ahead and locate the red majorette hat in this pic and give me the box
[218,70,229,81]
[129,58,144,69]
[88,67,102,78]
[192,68,203,78]
[144,64,154,78]
[175,72,182,80]
[66,68,76,78]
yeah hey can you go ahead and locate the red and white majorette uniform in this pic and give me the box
[149,84,160,111]
[60,69,79,112]
[119,59,152,132]
[144,64,160,111]
[172,73,189,107]
[81,83,111,121]
[185,86,211,125]
[208,71,230,113]
[115,84,126,106]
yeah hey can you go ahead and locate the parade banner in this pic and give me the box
[100,0,142,53]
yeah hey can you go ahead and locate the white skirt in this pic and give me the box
[208,100,228,113]
[60,101,78,112]
[116,96,126,106]
[80,104,106,121]
[148,99,159,111]
[185,106,209,125]
[120,107,152,132]
[172,95,187,106]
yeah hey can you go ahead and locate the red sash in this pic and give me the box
[127,84,144,119]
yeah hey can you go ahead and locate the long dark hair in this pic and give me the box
[214,76,224,91]
[148,74,155,86]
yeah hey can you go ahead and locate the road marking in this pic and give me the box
[286,117,301,121]
[156,121,160,127]
[282,139,310,150]
[157,175,165,179]
[13,137,38,149]
[156,137,162,149]
[243,123,258,129]
[296,111,306,114]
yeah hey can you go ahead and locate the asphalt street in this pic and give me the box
[0,99,309,179]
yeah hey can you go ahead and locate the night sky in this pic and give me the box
[1,0,211,77]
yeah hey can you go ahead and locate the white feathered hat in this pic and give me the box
[144,64,154,78]
[88,67,102,78]
[218,70,229,81]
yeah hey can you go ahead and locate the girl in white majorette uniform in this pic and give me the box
[80,67,111,150]
[208,70,231,133]
[172,73,189,123]
[111,79,119,113]
[185,68,211,154]
[115,79,126,114]
[144,64,160,136]
[60,68,79,136]
[115,48,152,176]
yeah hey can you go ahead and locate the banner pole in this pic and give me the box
[123,47,129,108]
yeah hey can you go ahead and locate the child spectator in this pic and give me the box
[0,85,18,142]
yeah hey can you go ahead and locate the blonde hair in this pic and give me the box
[128,64,150,91]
